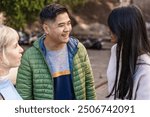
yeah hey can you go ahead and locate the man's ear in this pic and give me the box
[43,24,50,34]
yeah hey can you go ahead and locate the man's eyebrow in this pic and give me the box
[58,20,71,24]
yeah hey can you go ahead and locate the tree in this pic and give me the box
[0,0,87,30]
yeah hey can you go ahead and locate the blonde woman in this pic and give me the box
[0,25,23,100]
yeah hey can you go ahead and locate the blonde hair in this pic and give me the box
[0,25,18,65]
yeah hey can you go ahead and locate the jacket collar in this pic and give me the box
[33,35,79,57]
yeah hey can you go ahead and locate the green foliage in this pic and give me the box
[58,0,87,8]
[0,0,87,30]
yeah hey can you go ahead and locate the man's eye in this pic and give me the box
[58,24,64,27]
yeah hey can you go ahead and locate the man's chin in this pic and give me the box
[62,38,69,43]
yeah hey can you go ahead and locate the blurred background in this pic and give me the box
[1,0,150,99]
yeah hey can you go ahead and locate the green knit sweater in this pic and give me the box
[16,36,96,100]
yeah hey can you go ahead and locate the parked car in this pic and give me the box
[29,31,43,44]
